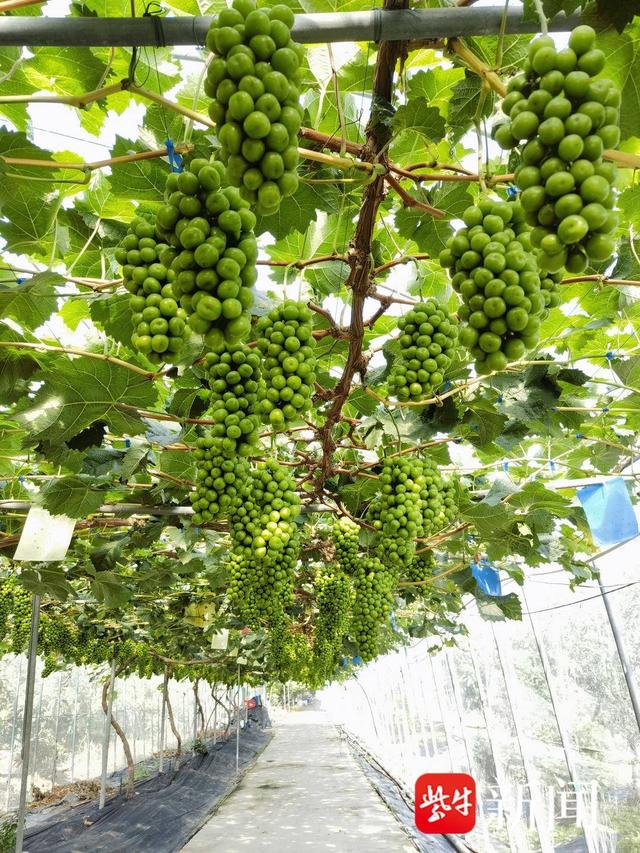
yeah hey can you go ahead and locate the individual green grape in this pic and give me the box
[493,25,620,270]
[190,433,251,523]
[116,216,190,363]
[389,300,460,402]
[204,1,305,215]
[154,158,258,349]
[440,199,547,372]
[204,342,263,456]
[255,301,316,429]
[333,516,360,574]
[351,556,394,663]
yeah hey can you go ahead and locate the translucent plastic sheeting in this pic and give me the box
[0,657,236,812]
[322,557,640,853]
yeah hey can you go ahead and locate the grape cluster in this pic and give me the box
[228,460,301,622]
[333,516,360,574]
[369,457,426,570]
[204,343,263,456]
[40,615,77,658]
[11,583,31,654]
[0,578,12,639]
[204,1,304,215]
[190,433,250,524]
[255,301,316,428]
[424,465,458,537]
[267,614,310,683]
[352,557,394,663]
[389,300,459,402]
[117,217,189,362]
[439,200,546,372]
[406,550,436,584]
[494,25,620,272]
[312,568,351,682]
[155,158,258,349]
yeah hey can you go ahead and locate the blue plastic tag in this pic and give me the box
[577,477,638,548]
[471,559,502,596]
[164,139,183,173]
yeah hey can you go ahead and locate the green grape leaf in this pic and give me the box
[395,182,473,258]
[392,98,446,144]
[17,358,158,445]
[38,475,107,519]
[0,272,61,329]
[107,136,168,200]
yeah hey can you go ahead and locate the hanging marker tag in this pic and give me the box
[502,461,509,473]
[164,139,183,173]
[14,506,76,562]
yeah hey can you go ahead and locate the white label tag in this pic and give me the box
[13,506,76,562]
[210,629,229,650]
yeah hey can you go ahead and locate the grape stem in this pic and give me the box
[531,0,549,36]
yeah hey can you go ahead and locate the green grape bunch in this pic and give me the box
[333,516,360,574]
[351,557,394,663]
[204,343,263,456]
[155,157,258,350]
[389,300,460,402]
[406,550,436,584]
[190,433,250,524]
[255,301,316,429]
[440,199,548,373]
[420,460,457,537]
[494,25,620,272]
[230,459,300,560]
[10,583,32,654]
[228,535,298,624]
[204,0,304,216]
[116,217,190,362]
[312,568,352,681]
[368,457,426,570]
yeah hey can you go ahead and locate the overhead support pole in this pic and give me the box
[0,9,583,49]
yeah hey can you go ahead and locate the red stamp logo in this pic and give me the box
[415,773,476,834]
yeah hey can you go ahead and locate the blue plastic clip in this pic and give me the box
[352,656,363,666]
[602,406,609,414]
[164,139,183,173]
[497,394,503,403]
[18,475,24,484]
[16,277,26,284]
[443,380,452,392]
[507,185,519,198]
[549,460,556,472]
[605,351,614,362]
[576,432,585,439]
[124,438,131,448]
[502,461,509,472]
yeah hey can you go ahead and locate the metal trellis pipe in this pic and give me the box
[0,8,584,48]
[14,594,40,853]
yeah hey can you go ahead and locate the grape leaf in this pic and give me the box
[38,475,106,519]
[0,272,61,329]
[17,358,158,444]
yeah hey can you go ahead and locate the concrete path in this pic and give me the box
[182,709,416,852]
